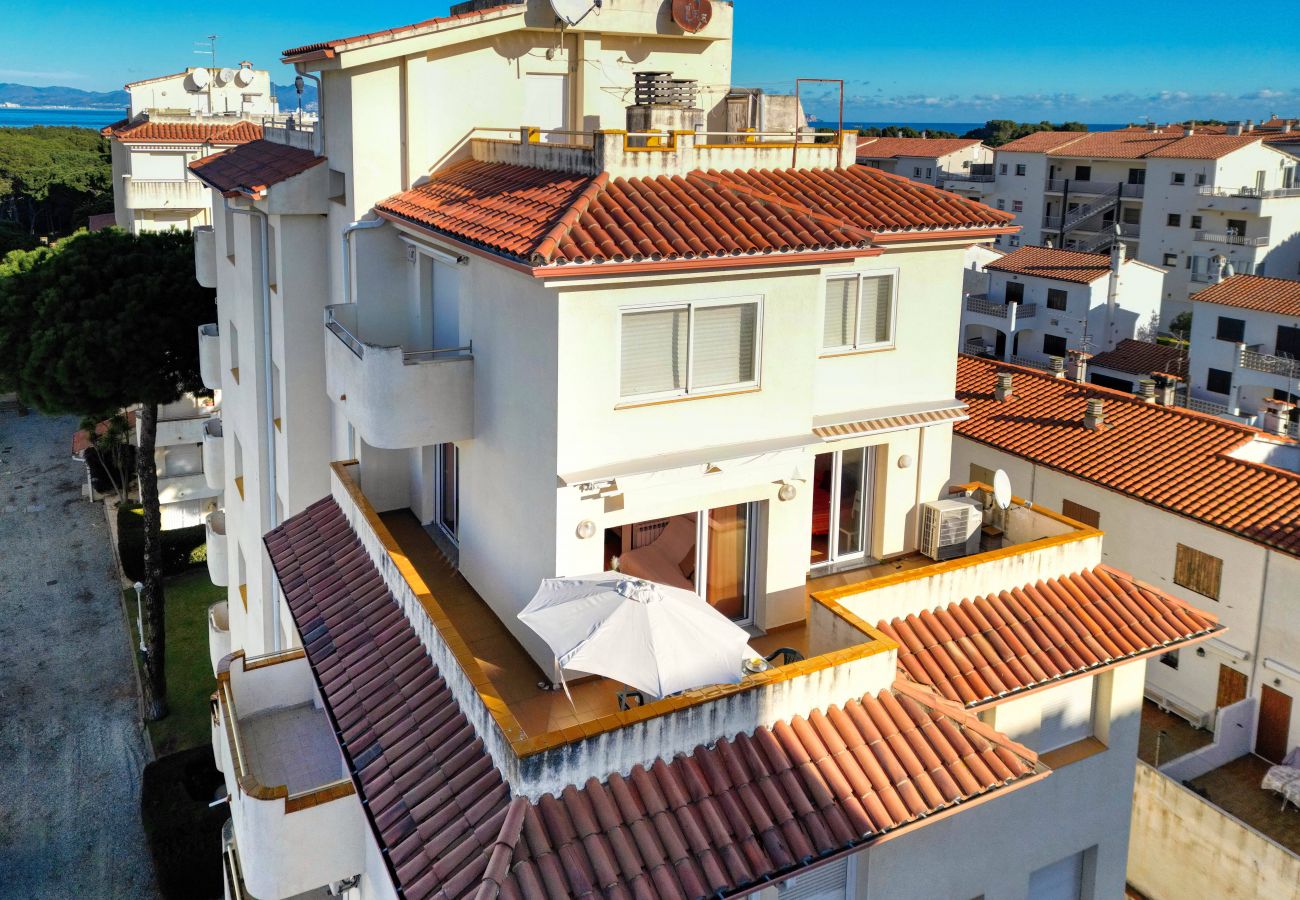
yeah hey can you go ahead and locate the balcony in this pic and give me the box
[965,294,1037,321]
[206,510,228,587]
[1240,346,1300,379]
[1197,185,1300,215]
[208,601,230,676]
[152,411,212,447]
[214,650,365,899]
[198,324,221,390]
[260,114,317,152]
[124,177,210,210]
[194,225,217,288]
[1046,179,1145,198]
[157,472,220,505]
[202,418,224,490]
[1194,231,1269,247]
[324,304,473,450]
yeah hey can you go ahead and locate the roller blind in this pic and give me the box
[857,274,893,346]
[823,277,858,349]
[1037,678,1094,752]
[620,307,687,397]
[692,302,757,389]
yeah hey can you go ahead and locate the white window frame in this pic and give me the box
[820,269,900,355]
[617,295,763,403]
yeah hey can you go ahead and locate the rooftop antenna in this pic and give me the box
[195,34,218,68]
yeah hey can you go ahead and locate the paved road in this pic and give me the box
[0,412,159,898]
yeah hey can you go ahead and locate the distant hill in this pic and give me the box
[0,83,128,109]
[0,80,317,113]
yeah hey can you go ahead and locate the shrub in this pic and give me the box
[117,503,207,582]
[140,746,226,899]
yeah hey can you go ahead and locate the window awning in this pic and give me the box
[813,399,968,440]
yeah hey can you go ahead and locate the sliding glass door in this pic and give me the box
[435,442,458,543]
[810,446,874,573]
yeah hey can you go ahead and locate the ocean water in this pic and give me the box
[839,121,1125,134]
[0,108,123,129]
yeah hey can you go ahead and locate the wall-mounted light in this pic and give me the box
[1195,647,1206,658]
[777,482,797,502]
[575,519,597,539]
[897,454,914,469]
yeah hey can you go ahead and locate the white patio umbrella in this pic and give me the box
[517,573,753,700]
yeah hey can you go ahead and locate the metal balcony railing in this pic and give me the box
[1194,231,1268,247]
[1198,185,1300,200]
[1045,179,1145,198]
[324,305,472,364]
[1240,346,1300,377]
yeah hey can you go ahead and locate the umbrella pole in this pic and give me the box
[554,658,576,710]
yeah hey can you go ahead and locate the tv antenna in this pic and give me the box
[195,35,218,69]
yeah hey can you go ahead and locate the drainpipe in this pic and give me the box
[341,218,386,307]
[224,197,281,651]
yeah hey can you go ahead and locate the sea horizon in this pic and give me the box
[0,107,123,129]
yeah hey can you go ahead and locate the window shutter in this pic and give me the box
[777,857,849,899]
[1037,678,1095,752]
[620,307,687,397]
[692,302,757,389]
[823,278,858,349]
[857,275,893,346]
[1174,544,1222,600]
[1061,499,1100,529]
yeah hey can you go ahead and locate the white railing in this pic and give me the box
[260,114,317,152]
[1198,185,1300,200]
[966,296,1010,318]
[1240,346,1300,377]
[1009,354,1054,371]
[1194,231,1268,247]
[125,178,210,209]
[1176,394,1231,415]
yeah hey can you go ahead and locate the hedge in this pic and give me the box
[140,746,226,899]
[116,503,207,582]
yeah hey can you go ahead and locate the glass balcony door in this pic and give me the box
[435,443,458,543]
[810,447,874,573]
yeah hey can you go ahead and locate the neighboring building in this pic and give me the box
[1186,274,1300,432]
[961,244,1164,366]
[855,136,992,188]
[102,63,279,234]
[144,393,223,529]
[1085,338,1188,393]
[192,3,1226,898]
[952,354,1300,763]
[948,125,1300,325]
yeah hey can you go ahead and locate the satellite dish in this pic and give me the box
[188,67,210,90]
[217,67,236,85]
[234,67,254,87]
[672,0,713,32]
[548,0,597,26]
[992,469,1013,511]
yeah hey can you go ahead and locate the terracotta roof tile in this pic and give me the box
[282,4,519,59]
[1191,273,1300,317]
[189,139,323,198]
[879,567,1220,707]
[99,117,129,137]
[956,354,1300,556]
[983,245,1113,284]
[376,160,1014,268]
[1087,339,1188,379]
[997,128,1264,160]
[996,132,1091,153]
[267,497,1044,900]
[1144,134,1266,159]
[111,119,262,145]
[855,137,984,159]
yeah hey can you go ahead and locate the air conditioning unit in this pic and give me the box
[919,499,980,561]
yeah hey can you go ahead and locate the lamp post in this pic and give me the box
[132,581,147,655]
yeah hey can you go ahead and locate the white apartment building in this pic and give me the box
[855,136,992,188]
[104,63,278,234]
[960,243,1163,367]
[144,392,223,529]
[191,3,1224,898]
[942,126,1300,326]
[952,355,1300,763]
[1185,274,1300,431]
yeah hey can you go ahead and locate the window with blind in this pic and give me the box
[619,299,760,400]
[1174,543,1222,600]
[822,273,896,352]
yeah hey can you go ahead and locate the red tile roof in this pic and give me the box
[878,567,1221,708]
[995,132,1091,153]
[111,119,262,145]
[1044,130,1182,159]
[282,4,519,59]
[1144,134,1266,159]
[955,355,1300,556]
[99,117,129,137]
[376,160,1015,268]
[1191,274,1300,318]
[71,411,135,457]
[855,137,984,159]
[1087,339,1188,379]
[189,139,323,198]
[267,496,1044,900]
[983,245,1113,284]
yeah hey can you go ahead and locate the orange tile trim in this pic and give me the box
[331,460,899,759]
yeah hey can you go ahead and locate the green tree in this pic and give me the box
[962,119,1088,147]
[0,126,111,237]
[0,228,215,718]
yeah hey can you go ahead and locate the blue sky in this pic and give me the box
[3,0,1295,122]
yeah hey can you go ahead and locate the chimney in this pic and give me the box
[1246,119,1255,132]
[1136,378,1157,403]
[995,372,1014,402]
[1183,125,1195,137]
[1227,121,1243,136]
[1261,398,1293,435]
[1284,123,1294,134]
[626,72,703,145]
[1049,355,1066,379]
[1153,374,1178,406]
[1068,350,1090,383]
[1084,398,1106,430]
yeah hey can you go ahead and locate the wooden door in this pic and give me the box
[1256,685,1293,763]
[1216,665,1247,710]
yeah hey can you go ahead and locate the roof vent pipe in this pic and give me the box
[994,372,1014,402]
[1084,398,1105,430]
[1137,379,1157,403]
